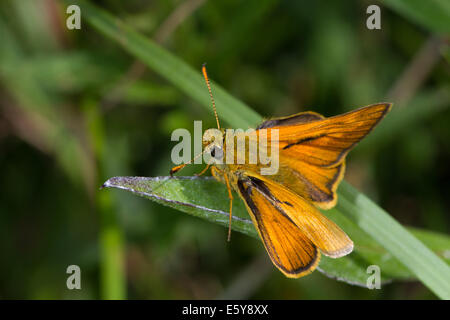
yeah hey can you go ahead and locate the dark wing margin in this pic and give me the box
[256,111,325,129]
[237,177,320,278]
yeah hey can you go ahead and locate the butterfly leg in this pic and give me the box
[170,150,206,176]
[223,173,234,242]
[194,164,211,176]
[169,164,186,176]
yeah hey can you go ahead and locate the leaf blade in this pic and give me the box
[102,176,450,289]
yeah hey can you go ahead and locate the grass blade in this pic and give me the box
[383,0,450,34]
[338,182,450,299]
[62,0,260,129]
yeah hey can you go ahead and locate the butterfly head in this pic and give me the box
[202,128,226,161]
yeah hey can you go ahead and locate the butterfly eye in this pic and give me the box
[211,146,223,160]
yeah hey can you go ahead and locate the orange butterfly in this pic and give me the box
[171,65,391,278]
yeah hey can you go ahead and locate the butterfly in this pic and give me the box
[171,65,392,278]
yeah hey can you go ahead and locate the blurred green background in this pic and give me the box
[0,0,449,299]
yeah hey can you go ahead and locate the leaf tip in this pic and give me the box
[100,177,118,190]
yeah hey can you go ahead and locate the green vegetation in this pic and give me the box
[0,0,449,299]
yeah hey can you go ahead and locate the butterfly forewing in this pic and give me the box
[256,103,391,208]
[237,176,320,278]
[238,173,353,258]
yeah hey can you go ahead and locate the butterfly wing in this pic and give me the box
[220,103,389,275]
[236,175,320,278]
[257,103,391,209]
[236,172,353,277]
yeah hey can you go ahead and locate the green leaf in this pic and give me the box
[75,0,450,298]
[102,176,450,288]
[383,0,450,34]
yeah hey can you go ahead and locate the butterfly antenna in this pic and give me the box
[202,64,221,130]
